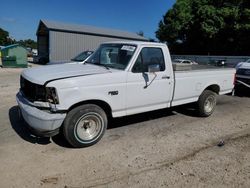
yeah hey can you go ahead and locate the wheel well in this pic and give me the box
[205,84,220,94]
[68,100,112,118]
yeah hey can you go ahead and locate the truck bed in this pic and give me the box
[171,65,235,106]
[173,64,231,71]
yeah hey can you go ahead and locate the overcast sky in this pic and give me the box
[0,0,175,41]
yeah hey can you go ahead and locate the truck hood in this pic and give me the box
[22,64,111,85]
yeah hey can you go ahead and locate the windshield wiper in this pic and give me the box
[95,63,110,70]
[71,59,82,62]
[84,62,110,70]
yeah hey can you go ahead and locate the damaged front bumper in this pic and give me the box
[16,92,66,137]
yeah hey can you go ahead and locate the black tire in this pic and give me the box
[197,90,217,117]
[63,104,107,148]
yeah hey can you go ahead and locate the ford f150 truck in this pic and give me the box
[16,41,236,147]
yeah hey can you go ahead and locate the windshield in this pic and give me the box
[86,44,137,70]
[71,51,93,62]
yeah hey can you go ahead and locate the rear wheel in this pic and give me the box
[63,104,107,148]
[197,90,217,117]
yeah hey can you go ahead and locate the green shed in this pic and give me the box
[1,44,28,68]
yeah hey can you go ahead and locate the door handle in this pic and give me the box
[162,76,170,79]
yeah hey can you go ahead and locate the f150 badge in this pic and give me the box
[108,91,119,96]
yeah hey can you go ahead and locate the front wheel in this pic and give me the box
[197,90,217,117]
[63,104,107,148]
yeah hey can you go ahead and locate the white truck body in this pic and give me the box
[16,41,235,147]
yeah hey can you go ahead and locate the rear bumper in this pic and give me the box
[16,92,66,137]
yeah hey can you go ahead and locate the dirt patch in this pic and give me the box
[0,68,249,188]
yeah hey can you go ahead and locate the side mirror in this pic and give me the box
[148,64,160,73]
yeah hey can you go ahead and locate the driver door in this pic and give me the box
[126,47,173,115]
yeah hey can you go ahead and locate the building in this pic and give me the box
[1,44,27,68]
[36,20,148,63]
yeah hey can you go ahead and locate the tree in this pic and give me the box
[17,39,37,49]
[156,0,250,55]
[0,27,17,46]
[0,27,37,49]
[0,28,10,46]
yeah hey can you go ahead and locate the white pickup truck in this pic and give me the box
[16,41,235,147]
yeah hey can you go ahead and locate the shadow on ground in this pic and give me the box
[9,106,51,145]
[234,87,250,97]
[108,108,176,130]
[9,104,200,148]
[108,103,202,130]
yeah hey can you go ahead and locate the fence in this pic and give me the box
[171,55,250,66]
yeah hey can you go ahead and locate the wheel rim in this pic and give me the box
[74,112,103,143]
[204,96,215,113]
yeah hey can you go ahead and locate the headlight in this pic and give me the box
[46,87,59,104]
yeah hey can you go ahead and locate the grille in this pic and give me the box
[20,76,46,102]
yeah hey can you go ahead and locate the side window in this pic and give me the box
[132,47,165,73]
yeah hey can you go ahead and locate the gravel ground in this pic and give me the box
[0,67,249,188]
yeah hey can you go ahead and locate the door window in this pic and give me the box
[132,47,165,73]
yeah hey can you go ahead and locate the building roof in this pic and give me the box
[38,20,148,41]
[1,44,27,50]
